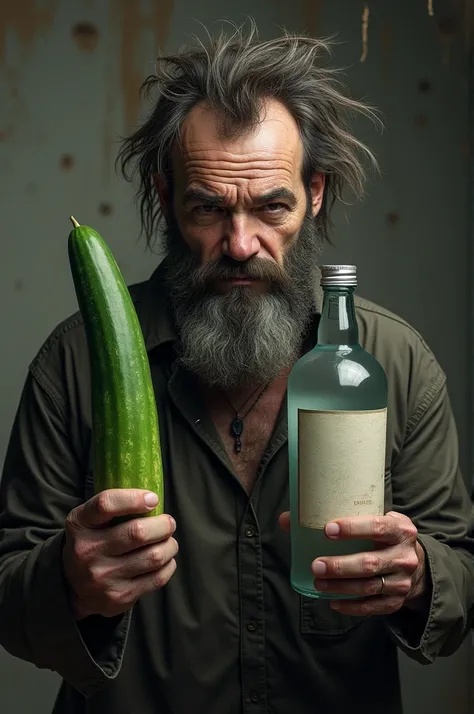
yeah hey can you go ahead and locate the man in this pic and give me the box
[0,23,473,714]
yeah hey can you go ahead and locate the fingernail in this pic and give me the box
[169,516,176,530]
[144,492,159,507]
[326,523,340,538]
[312,560,327,576]
[330,602,341,611]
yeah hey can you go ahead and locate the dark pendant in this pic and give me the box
[231,417,244,437]
[231,417,244,454]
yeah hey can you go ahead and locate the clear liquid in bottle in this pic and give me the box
[287,265,387,599]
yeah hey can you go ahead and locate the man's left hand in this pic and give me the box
[279,510,427,616]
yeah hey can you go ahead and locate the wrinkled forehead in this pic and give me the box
[170,99,305,184]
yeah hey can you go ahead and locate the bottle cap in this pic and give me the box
[320,264,357,287]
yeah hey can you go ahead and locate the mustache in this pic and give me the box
[189,256,288,289]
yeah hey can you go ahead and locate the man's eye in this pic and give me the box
[194,205,220,214]
[265,203,286,212]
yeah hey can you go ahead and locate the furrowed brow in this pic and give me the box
[256,188,297,208]
[182,188,224,208]
[182,186,298,209]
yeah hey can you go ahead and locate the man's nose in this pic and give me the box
[221,215,260,262]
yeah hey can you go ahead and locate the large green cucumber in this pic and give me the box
[68,216,164,516]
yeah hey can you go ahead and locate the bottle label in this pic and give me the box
[298,408,387,529]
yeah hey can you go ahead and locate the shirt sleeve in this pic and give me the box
[385,371,474,663]
[0,367,131,697]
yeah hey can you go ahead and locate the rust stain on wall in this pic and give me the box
[0,1,57,67]
[60,154,74,170]
[302,0,325,36]
[99,201,113,215]
[72,21,99,52]
[112,0,173,132]
[418,79,432,93]
[414,113,429,128]
[102,60,115,183]
[437,14,456,66]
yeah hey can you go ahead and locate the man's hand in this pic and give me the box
[279,510,427,616]
[62,489,178,621]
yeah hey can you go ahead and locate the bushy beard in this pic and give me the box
[161,208,323,389]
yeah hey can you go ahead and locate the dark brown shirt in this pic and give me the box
[1,264,473,714]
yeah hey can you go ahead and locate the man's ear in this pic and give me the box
[310,173,325,217]
[153,174,169,219]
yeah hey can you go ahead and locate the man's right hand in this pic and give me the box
[61,489,178,621]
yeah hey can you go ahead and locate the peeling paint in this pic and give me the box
[360,4,369,62]
[111,0,174,132]
[0,2,57,68]
[72,21,99,52]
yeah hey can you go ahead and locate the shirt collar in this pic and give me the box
[133,260,178,352]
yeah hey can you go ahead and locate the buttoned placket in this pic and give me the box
[238,495,267,712]
[167,364,289,713]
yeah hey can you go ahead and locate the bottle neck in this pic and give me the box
[316,286,359,346]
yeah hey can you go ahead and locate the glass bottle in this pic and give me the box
[287,265,387,599]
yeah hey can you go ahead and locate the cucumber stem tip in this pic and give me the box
[69,216,80,228]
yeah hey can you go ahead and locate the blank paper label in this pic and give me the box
[298,408,387,529]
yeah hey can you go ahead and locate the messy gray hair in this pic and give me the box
[117,20,380,247]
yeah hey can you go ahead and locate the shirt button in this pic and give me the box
[247,620,258,632]
[250,692,259,703]
[244,526,256,537]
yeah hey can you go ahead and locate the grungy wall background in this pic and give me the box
[0,1,472,712]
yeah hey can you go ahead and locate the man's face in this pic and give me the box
[166,98,324,278]
[156,99,325,389]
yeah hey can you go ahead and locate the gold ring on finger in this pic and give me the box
[379,574,386,595]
